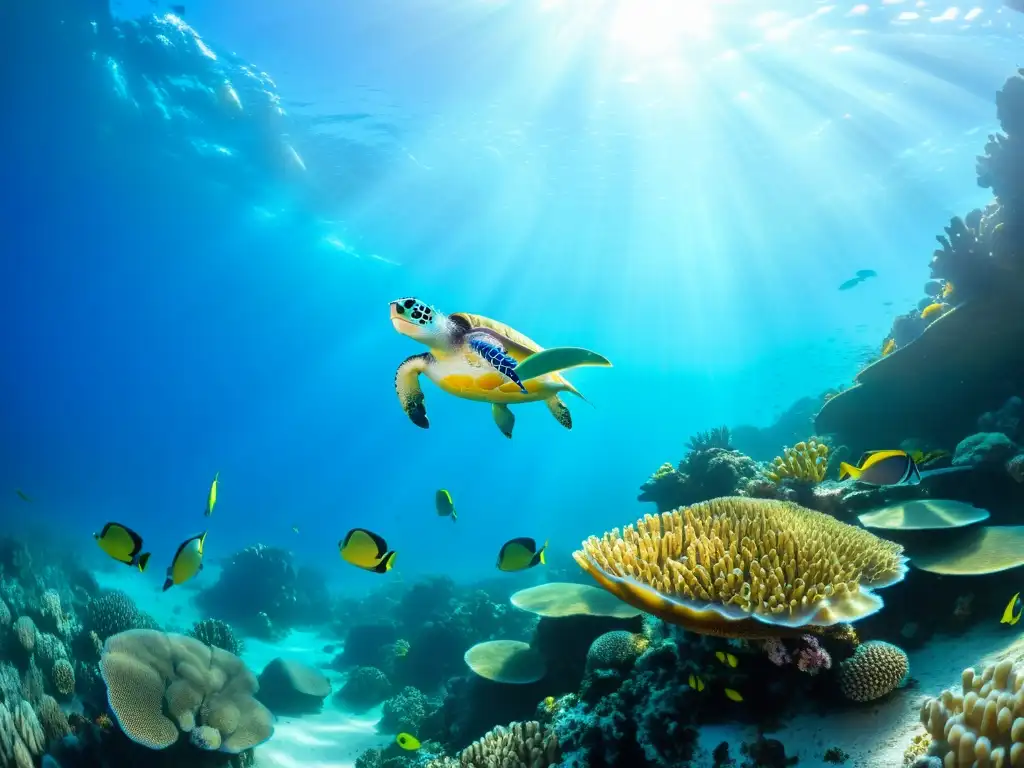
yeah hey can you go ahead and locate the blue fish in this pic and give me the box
[467,337,527,393]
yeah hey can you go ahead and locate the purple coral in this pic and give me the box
[762,635,831,676]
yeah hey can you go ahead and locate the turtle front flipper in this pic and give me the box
[546,396,572,430]
[465,333,527,393]
[395,353,432,428]
[492,403,515,438]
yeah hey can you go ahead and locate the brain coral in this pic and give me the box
[838,640,909,702]
[586,631,649,672]
[573,497,908,638]
[52,659,75,698]
[919,658,1024,766]
[99,629,274,753]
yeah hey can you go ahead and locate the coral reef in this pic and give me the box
[837,640,909,702]
[638,447,758,513]
[574,497,908,637]
[337,667,393,711]
[87,590,158,641]
[425,721,560,768]
[378,686,438,735]
[764,439,830,485]
[585,631,649,673]
[687,426,733,452]
[187,619,244,656]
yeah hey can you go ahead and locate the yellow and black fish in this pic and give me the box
[163,532,207,591]
[15,490,31,503]
[396,733,421,750]
[715,651,738,668]
[339,528,396,573]
[205,472,219,517]
[94,523,151,572]
[839,450,921,486]
[687,674,705,692]
[496,537,547,572]
[435,489,457,522]
[1002,593,1022,626]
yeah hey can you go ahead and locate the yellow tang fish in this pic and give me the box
[435,489,457,522]
[94,523,151,572]
[205,472,219,517]
[715,651,738,668]
[839,450,921,487]
[396,733,421,750]
[339,528,396,574]
[881,338,896,357]
[724,688,744,702]
[1002,593,1022,626]
[163,532,207,591]
[496,537,547,572]
[920,303,946,321]
[687,674,705,692]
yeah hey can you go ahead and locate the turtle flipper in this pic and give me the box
[492,403,515,438]
[466,333,527,393]
[546,396,572,430]
[395,353,431,428]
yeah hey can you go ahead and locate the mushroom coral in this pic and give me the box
[573,497,908,638]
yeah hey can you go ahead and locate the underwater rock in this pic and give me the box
[952,431,1017,467]
[337,666,393,711]
[638,448,758,513]
[816,294,1024,447]
[978,395,1023,438]
[335,623,400,670]
[256,658,331,716]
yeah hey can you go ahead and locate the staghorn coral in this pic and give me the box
[99,629,274,753]
[426,721,560,768]
[187,618,244,656]
[574,497,908,638]
[917,658,1024,766]
[765,439,829,485]
[51,659,74,698]
[839,640,909,702]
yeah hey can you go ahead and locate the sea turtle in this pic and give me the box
[390,297,587,438]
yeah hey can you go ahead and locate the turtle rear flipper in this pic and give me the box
[546,396,572,430]
[396,353,431,428]
[492,403,515,438]
[465,332,527,393]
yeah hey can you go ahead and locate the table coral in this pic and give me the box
[574,497,908,638]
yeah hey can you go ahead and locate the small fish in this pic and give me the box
[339,528,396,574]
[881,338,896,357]
[1002,593,1022,626]
[205,472,219,517]
[435,489,457,522]
[715,651,738,668]
[94,523,151,572]
[396,733,420,751]
[496,537,547,572]
[856,269,877,279]
[163,532,206,591]
[292,525,300,534]
[724,688,744,702]
[838,277,865,291]
[942,280,955,299]
[15,490,31,503]
[543,695,556,711]
[839,450,921,486]
[687,674,705,692]
[920,303,946,321]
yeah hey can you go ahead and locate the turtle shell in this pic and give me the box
[450,312,544,356]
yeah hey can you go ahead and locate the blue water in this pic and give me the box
[2,0,1021,590]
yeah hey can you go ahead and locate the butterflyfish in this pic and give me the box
[687,675,704,692]
[496,537,547,572]
[396,733,421,750]
[339,528,396,574]
[435,489,457,522]
[205,472,219,517]
[163,532,207,591]
[724,688,744,702]
[715,651,738,668]
[1002,593,1022,626]
[839,450,921,486]
[15,490,31,503]
[94,523,151,572]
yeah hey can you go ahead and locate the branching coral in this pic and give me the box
[426,721,560,768]
[574,497,908,638]
[687,426,732,452]
[765,439,829,485]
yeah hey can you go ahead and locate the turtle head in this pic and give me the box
[390,297,447,344]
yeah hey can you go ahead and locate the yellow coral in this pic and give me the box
[918,658,1024,766]
[573,497,908,638]
[904,733,931,766]
[765,439,829,485]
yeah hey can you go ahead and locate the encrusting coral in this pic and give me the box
[917,658,1024,766]
[838,640,909,702]
[765,439,830,485]
[574,497,908,638]
[99,628,274,753]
